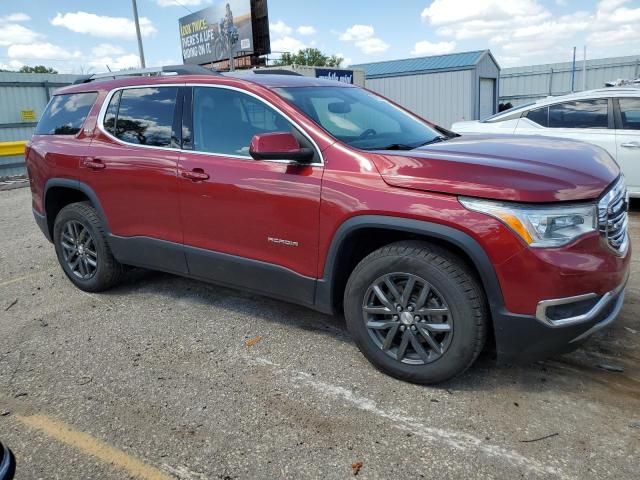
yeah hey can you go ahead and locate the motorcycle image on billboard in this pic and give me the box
[179,0,253,65]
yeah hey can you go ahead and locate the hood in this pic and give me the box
[370,135,619,203]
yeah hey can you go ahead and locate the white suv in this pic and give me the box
[452,88,640,196]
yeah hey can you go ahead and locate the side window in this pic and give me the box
[525,106,548,127]
[115,87,178,147]
[548,99,608,129]
[103,91,121,135]
[192,87,295,157]
[35,92,97,135]
[619,98,640,130]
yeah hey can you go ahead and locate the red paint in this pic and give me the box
[27,73,630,316]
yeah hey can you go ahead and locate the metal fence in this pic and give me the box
[0,72,80,177]
[499,54,640,106]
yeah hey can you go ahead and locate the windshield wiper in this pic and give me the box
[368,143,416,151]
[415,136,447,147]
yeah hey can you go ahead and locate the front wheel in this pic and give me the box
[344,241,487,384]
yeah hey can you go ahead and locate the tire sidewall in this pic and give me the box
[53,204,111,292]
[345,253,481,384]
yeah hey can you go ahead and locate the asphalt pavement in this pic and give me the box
[1,186,639,479]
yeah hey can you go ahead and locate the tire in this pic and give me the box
[344,241,487,384]
[53,202,123,292]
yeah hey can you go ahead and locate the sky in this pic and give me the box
[0,0,638,73]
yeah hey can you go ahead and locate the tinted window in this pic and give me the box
[35,92,97,135]
[525,107,548,127]
[619,98,640,130]
[103,91,121,135]
[115,87,178,147]
[548,99,608,129]
[192,87,295,157]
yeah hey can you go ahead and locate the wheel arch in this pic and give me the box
[315,216,505,322]
[43,179,110,240]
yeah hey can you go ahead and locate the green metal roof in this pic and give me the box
[353,50,489,78]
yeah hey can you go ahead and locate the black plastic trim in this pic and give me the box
[108,234,188,275]
[315,215,505,316]
[32,207,50,242]
[43,178,112,235]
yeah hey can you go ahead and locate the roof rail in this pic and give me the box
[73,64,220,84]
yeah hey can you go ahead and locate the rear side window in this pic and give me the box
[548,99,608,129]
[619,98,640,130]
[525,107,548,127]
[35,92,97,135]
[112,87,178,147]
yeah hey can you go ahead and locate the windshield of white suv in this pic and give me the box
[276,86,450,150]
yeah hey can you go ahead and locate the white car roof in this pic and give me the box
[493,86,640,119]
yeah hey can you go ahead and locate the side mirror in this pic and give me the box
[249,132,314,163]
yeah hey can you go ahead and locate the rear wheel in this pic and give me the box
[344,241,487,384]
[53,202,123,292]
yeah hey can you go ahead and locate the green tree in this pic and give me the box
[274,48,343,67]
[18,65,58,74]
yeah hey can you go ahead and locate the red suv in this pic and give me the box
[26,66,630,384]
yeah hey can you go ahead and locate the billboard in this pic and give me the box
[179,0,255,65]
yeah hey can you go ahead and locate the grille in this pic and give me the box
[598,177,629,254]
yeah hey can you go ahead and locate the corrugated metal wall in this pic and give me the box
[500,54,640,106]
[0,72,79,177]
[475,53,501,119]
[365,69,475,129]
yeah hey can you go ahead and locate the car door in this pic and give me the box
[86,85,187,273]
[615,98,640,195]
[514,99,617,159]
[178,85,323,305]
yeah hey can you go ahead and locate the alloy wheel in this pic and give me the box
[362,273,453,365]
[60,220,98,280]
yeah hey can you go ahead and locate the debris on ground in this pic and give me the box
[245,336,263,347]
[520,432,559,443]
[4,299,18,311]
[624,327,637,334]
[629,421,640,429]
[351,461,363,476]
[0,410,10,417]
[597,363,625,373]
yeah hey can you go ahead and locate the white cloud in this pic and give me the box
[336,53,352,67]
[270,20,292,36]
[0,59,25,71]
[91,43,125,57]
[297,25,317,36]
[51,11,157,39]
[271,36,306,54]
[8,42,82,61]
[89,53,141,70]
[420,0,640,65]
[0,23,43,46]
[339,24,389,55]
[156,0,210,6]
[1,13,31,22]
[411,40,456,56]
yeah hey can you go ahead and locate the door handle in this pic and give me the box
[82,158,106,170]
[621,142,640,148]
[181,168,210,181]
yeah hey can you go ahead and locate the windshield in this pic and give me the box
[275,86,444,150]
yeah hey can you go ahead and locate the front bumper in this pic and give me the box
[493,279,627,362]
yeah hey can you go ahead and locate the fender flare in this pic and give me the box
[43,178,111,235]
[314,215,505,318]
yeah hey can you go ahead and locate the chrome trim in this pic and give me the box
[570,291,625,343]
[597,176,629,256]
[535,274,628,327]
[96,83,324,166]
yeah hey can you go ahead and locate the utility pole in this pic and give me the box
[132,0,146,68]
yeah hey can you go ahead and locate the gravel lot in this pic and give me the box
[1,186,639,479]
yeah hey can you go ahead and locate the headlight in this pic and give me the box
[459,197,597,247]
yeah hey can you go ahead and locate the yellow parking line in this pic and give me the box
[15,414,172,480]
